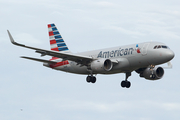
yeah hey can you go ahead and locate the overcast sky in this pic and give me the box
[0,0,180,120]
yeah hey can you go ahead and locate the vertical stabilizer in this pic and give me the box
[48,23,70,53]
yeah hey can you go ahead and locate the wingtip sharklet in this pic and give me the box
[7,30,15,43]
[7,30,25,46]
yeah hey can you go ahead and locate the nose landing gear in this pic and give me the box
[149,65,155,79]
[121,72,131,88]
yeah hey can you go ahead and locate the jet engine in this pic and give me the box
[90,59,113,72]
[137,67,164,80]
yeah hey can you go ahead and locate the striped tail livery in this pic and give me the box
[48,23,70,52]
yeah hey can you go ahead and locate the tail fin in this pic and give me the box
[48,23,70,53]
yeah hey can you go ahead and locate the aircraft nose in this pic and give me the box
[166,50,175,61]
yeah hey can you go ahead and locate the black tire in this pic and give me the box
[91,77,96,83]
[121,81,126,88]
[86,76,91,83]
[126,81,131,88]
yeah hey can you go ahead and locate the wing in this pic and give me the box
[7,30,93,65]
[162,62,173,69]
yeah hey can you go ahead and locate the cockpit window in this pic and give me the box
[158,45,161,48]
[154,45,169,49]
[162,45,168,49]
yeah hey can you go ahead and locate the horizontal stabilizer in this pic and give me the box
[21,56,57,64]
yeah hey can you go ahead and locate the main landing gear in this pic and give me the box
[121,72,131,88]
[86,69,96,83]
[86,70,132,88]
[86,76,96,83]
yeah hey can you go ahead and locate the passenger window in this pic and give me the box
[154,46,157,49]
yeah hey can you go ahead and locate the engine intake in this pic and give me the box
[91,59,113,73]
[140,67,164,80]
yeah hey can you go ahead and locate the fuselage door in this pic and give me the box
[141,43,149,55]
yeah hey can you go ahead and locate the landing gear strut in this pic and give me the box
[121,72,131,88]
[149,65,155,79]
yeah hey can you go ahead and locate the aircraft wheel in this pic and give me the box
[91,77,96,83]
[121,81,126,88]
[150,74,155,79]
[152,74,156,79]
[121,81,131,88]
[126,81,131,88]
[86,76,91,83]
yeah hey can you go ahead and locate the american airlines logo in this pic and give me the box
[97,47,134,58]
[136,44,141,53]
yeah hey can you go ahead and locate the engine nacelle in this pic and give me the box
[141,67,164,80]
[90,59,113,73]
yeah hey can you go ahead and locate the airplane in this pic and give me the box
[7,23,175,88]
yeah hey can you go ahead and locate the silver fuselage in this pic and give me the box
[44,42,174,75]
